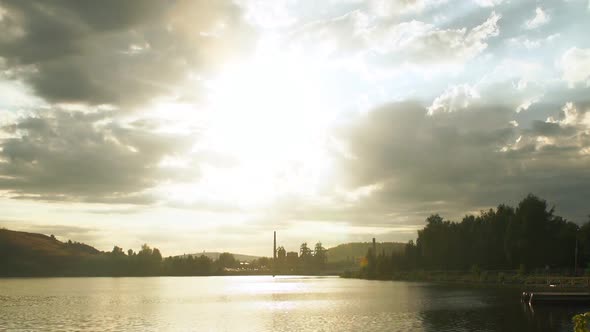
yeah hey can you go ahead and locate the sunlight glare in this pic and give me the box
[159,38,337,208]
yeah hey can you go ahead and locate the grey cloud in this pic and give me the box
[331,100,590,224]
[168,199,245,213]
[0,0,254,106]
[84,207,145,215]
[336,102,516,186]
[529,120,576,137]
[0,221,96,235]
[0,220,100,243]
[23,224,97,236]
[0,110,195,203]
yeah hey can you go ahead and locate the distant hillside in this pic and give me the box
[0,228,101,276]
[181,252,260,262]
[0,228,100,257]
[327,242,406,263]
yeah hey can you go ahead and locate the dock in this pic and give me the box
[523,292,590,304]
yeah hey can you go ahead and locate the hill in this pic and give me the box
[181,252,260,262]
[327,242,406,263]
[0,228,101,276]
[0,228,100,257]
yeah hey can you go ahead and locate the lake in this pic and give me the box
[0,276,587,331]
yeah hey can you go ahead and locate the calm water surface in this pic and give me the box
[0,276,588,331]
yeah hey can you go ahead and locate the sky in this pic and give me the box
[0,0,589,256]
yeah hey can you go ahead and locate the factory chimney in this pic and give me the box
[273,231,277,277]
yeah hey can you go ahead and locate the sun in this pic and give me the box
[157,38,337,208]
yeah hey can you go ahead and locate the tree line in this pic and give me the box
[0,226,332,276]
[0,233,254,277]
[270,242,327,274]
[85,247,266,276]
[360,194,590,279]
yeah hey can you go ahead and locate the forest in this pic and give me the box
[359,194,590,280]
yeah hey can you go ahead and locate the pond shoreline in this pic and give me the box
[342,272,590,292]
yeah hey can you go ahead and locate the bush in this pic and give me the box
[573,312,590,332]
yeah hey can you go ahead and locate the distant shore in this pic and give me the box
[342,270,590,291]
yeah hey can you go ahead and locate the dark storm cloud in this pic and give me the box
[0,0,254,106]
[0,110,195,203]
[333,100,590,223]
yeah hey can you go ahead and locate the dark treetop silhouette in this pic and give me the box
[357,194,590,281]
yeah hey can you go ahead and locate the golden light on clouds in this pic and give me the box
[1,0,590,255]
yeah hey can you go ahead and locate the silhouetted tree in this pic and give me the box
[277,246,286,260]
[217,252,238,269]
[112,246,125,256]
[313,242,327,271]
[363,194,587,279]
[300,243,311,257]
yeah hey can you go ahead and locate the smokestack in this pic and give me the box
[372,237,376,258]
[273,231,277,277]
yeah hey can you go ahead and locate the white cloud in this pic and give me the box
[523,39,541,49]
[369,0,448,16]
[289,10,501,69]
[516,96,541,113]
[474,0,505,7]
[551,102,590,127]
[525,7,551,30]
[288,10,369,59]
[427,84,480,115]
[372,11,501,65]
[560,47,590,87]
[467,11,502,42]
[507,33,560,50]
[237,0,297,29]
[481,59,545,89]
